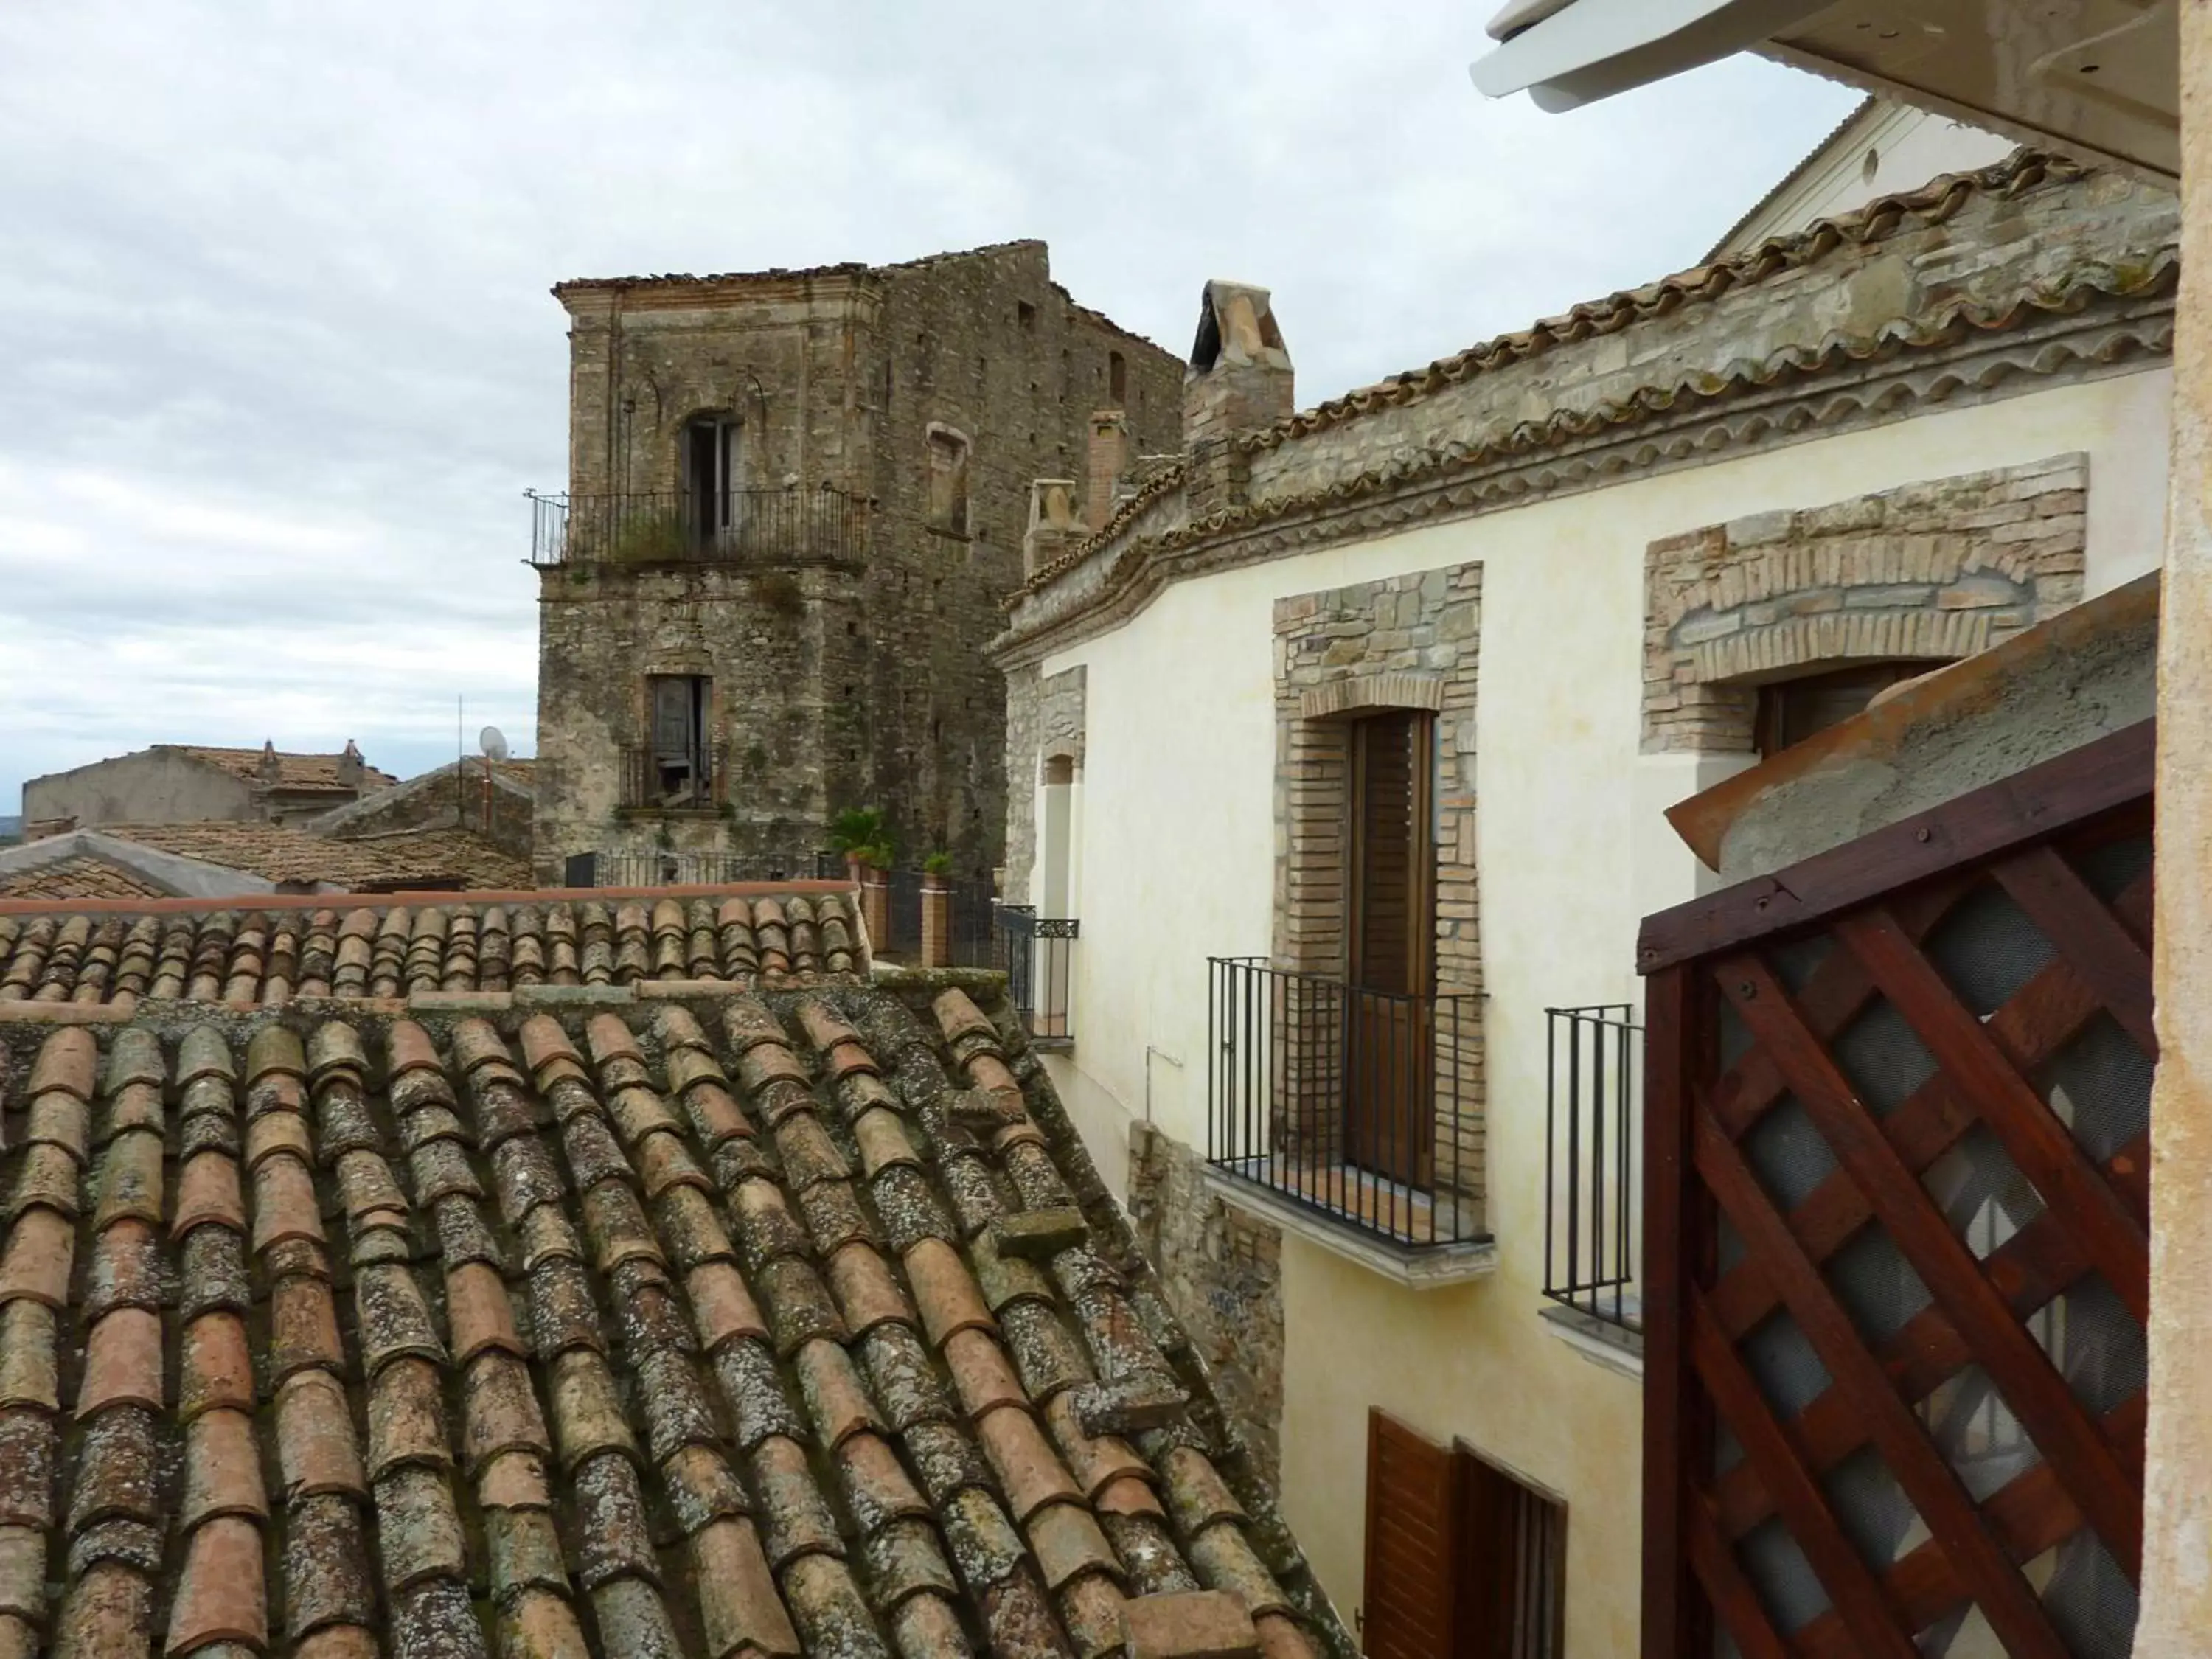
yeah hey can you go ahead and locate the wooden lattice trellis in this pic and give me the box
[1640,722,2155,1659]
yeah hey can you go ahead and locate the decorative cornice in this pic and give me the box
[995,254,2174,669]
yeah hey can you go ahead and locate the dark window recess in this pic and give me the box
[643,675,711,804]
[1017,300,1037,331]
[1109,349,1127,405]
[1753,660,1937,756]
[927,430,971,535]
[684,417,742,538]
[1366,1411,1565,1659]
[1349,709,1436,1188]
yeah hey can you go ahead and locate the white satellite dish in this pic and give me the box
[479,726,509,762]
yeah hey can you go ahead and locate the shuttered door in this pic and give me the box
[1366,1411,1458,1659]
[1349,712,1436,1186]
[651,678,695,759]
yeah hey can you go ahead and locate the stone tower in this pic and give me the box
[531,241,1183,883]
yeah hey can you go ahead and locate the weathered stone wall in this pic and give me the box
[1643,453,2090,753]
[313,762,534,857]
[1126,1121,1285,1490]
[546,245,1181,884]
[22,752,257,830]
[534,562,866,876]
[863,247,1179,875]
[1001,664,1088,895]
[1272,564,1487,1200]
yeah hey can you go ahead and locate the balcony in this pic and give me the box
[616,745,723,815]
[1542,1003,1643,1374]
[1205,957,1493,1285]
[528,486,868,569]
[998,906,1077,1046]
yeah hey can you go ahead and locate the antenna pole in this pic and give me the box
[458,696,465,828]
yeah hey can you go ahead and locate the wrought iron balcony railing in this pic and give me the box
[565,849,839,888]
[616,745,723,813]
[1206,957,1485,1251]
[1544,1003,1643,1332]
[528,486,867,568]
[998,906,1077,1045]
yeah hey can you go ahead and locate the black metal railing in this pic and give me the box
[999,907,1077,1044]
[878,870,999,968]
[528,485,868,568]
[568,849,840,888]
[1206,957,1484,1251]
[1544,1003,1643,1331]
[616,745,724,812]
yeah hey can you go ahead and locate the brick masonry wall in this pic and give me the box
[1001,665,1088,895]
[1643,453,2090,753]
[1273,563,1486,1201]
[1127,1121,1284,1490]
[545,246,1180,883]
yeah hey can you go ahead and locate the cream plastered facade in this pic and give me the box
[1016,364,2171,1655]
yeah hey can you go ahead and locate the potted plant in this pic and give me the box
[829,806,890,881]
[921,850,953,891]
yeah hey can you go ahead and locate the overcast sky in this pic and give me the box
[0,1,1857,809]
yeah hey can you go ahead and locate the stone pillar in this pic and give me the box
[860,866,891,960]
[1023,479,1082,580]
[1086,409,1128,531]
[920,875,951,969]
[2141,13,2212,1652]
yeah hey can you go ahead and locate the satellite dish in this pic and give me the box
[479,726,509,762]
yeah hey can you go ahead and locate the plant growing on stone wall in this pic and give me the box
[750,571,805,616]
[610,509,691,565]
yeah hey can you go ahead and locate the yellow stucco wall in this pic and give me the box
[1025,366,2172,1655]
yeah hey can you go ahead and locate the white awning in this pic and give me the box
[1470,0,1833,111]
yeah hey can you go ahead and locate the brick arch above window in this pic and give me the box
[1643,453,2087,754]
[1298,671,1445,723]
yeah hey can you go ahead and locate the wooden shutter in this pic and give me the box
[1350,711,1434,995]
[1460,1448,1567,1659]
[1366,1411,1458,1659]
[651,678,694,759]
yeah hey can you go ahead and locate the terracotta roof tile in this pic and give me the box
[0,981,1349,1656]
[0,888,863,1003]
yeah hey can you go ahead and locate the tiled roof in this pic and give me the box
[0,978,1341,1657]
[85,823,517,893]
[335,830,534,893]
[0,856,170,903]
[0,893,863,1007]
[175,747,400,793]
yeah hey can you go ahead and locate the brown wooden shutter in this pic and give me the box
[1458,1448,1567,1659]
[652,678,693,759]
[1350,712,1434,996]
[1365,1410,1458,1659]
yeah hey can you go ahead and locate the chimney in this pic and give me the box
[337,740,364,788]
[1023,479,1083,580]
[1086,408,1128,532]
[258,740,281,783]
[1183,280,1293,516]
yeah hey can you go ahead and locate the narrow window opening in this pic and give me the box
[643,675,712,807]
[1017,300,1037,331]
[682,416,741,545]
[927,428,971,536]
[1108,349,1127,405]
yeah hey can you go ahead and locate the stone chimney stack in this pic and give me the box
[1023,479,1083,580]
[258,740,281,784]
[337,740,364,788]
[1086,409,1129,532]
[1183,280,1293,517]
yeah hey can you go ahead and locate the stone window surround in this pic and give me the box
[1643,455,2090,755]
[925,420,974,540]
[1273,565,1486,1209]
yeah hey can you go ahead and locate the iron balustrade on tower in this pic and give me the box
[526,484,868,568]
